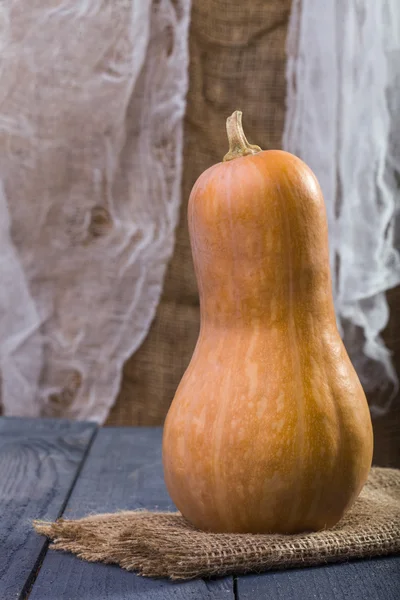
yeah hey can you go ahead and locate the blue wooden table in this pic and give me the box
[1,417,399,600]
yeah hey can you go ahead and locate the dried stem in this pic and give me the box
[223,110,262,162]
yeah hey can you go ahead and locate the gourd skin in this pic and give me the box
[163,149,373,534]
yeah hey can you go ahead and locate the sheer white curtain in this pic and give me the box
[0,0,191,422]
[284,0,400,414]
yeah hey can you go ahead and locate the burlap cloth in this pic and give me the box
[34,467,400,580]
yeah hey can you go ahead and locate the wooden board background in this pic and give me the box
[0,417,96,599]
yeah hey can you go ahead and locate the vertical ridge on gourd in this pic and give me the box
[162,111,373,534]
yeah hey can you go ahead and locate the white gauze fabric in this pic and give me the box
[284,0,400,415]
[0,0,191,422]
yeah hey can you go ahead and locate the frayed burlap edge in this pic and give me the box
[34,467,400,580]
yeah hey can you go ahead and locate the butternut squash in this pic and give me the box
[162,111,373,534]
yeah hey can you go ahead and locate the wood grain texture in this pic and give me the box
[0,417,96,600]
[30,427,234,600]
[237,556,400,600]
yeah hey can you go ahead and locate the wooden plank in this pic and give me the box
[30,427,234,599]
[0,416,97,600]
[237,556,400,600]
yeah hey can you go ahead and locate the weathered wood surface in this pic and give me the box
[0,417,96,599]
[237,556,400,600]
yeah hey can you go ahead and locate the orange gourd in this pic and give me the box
[162,111,373,534]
